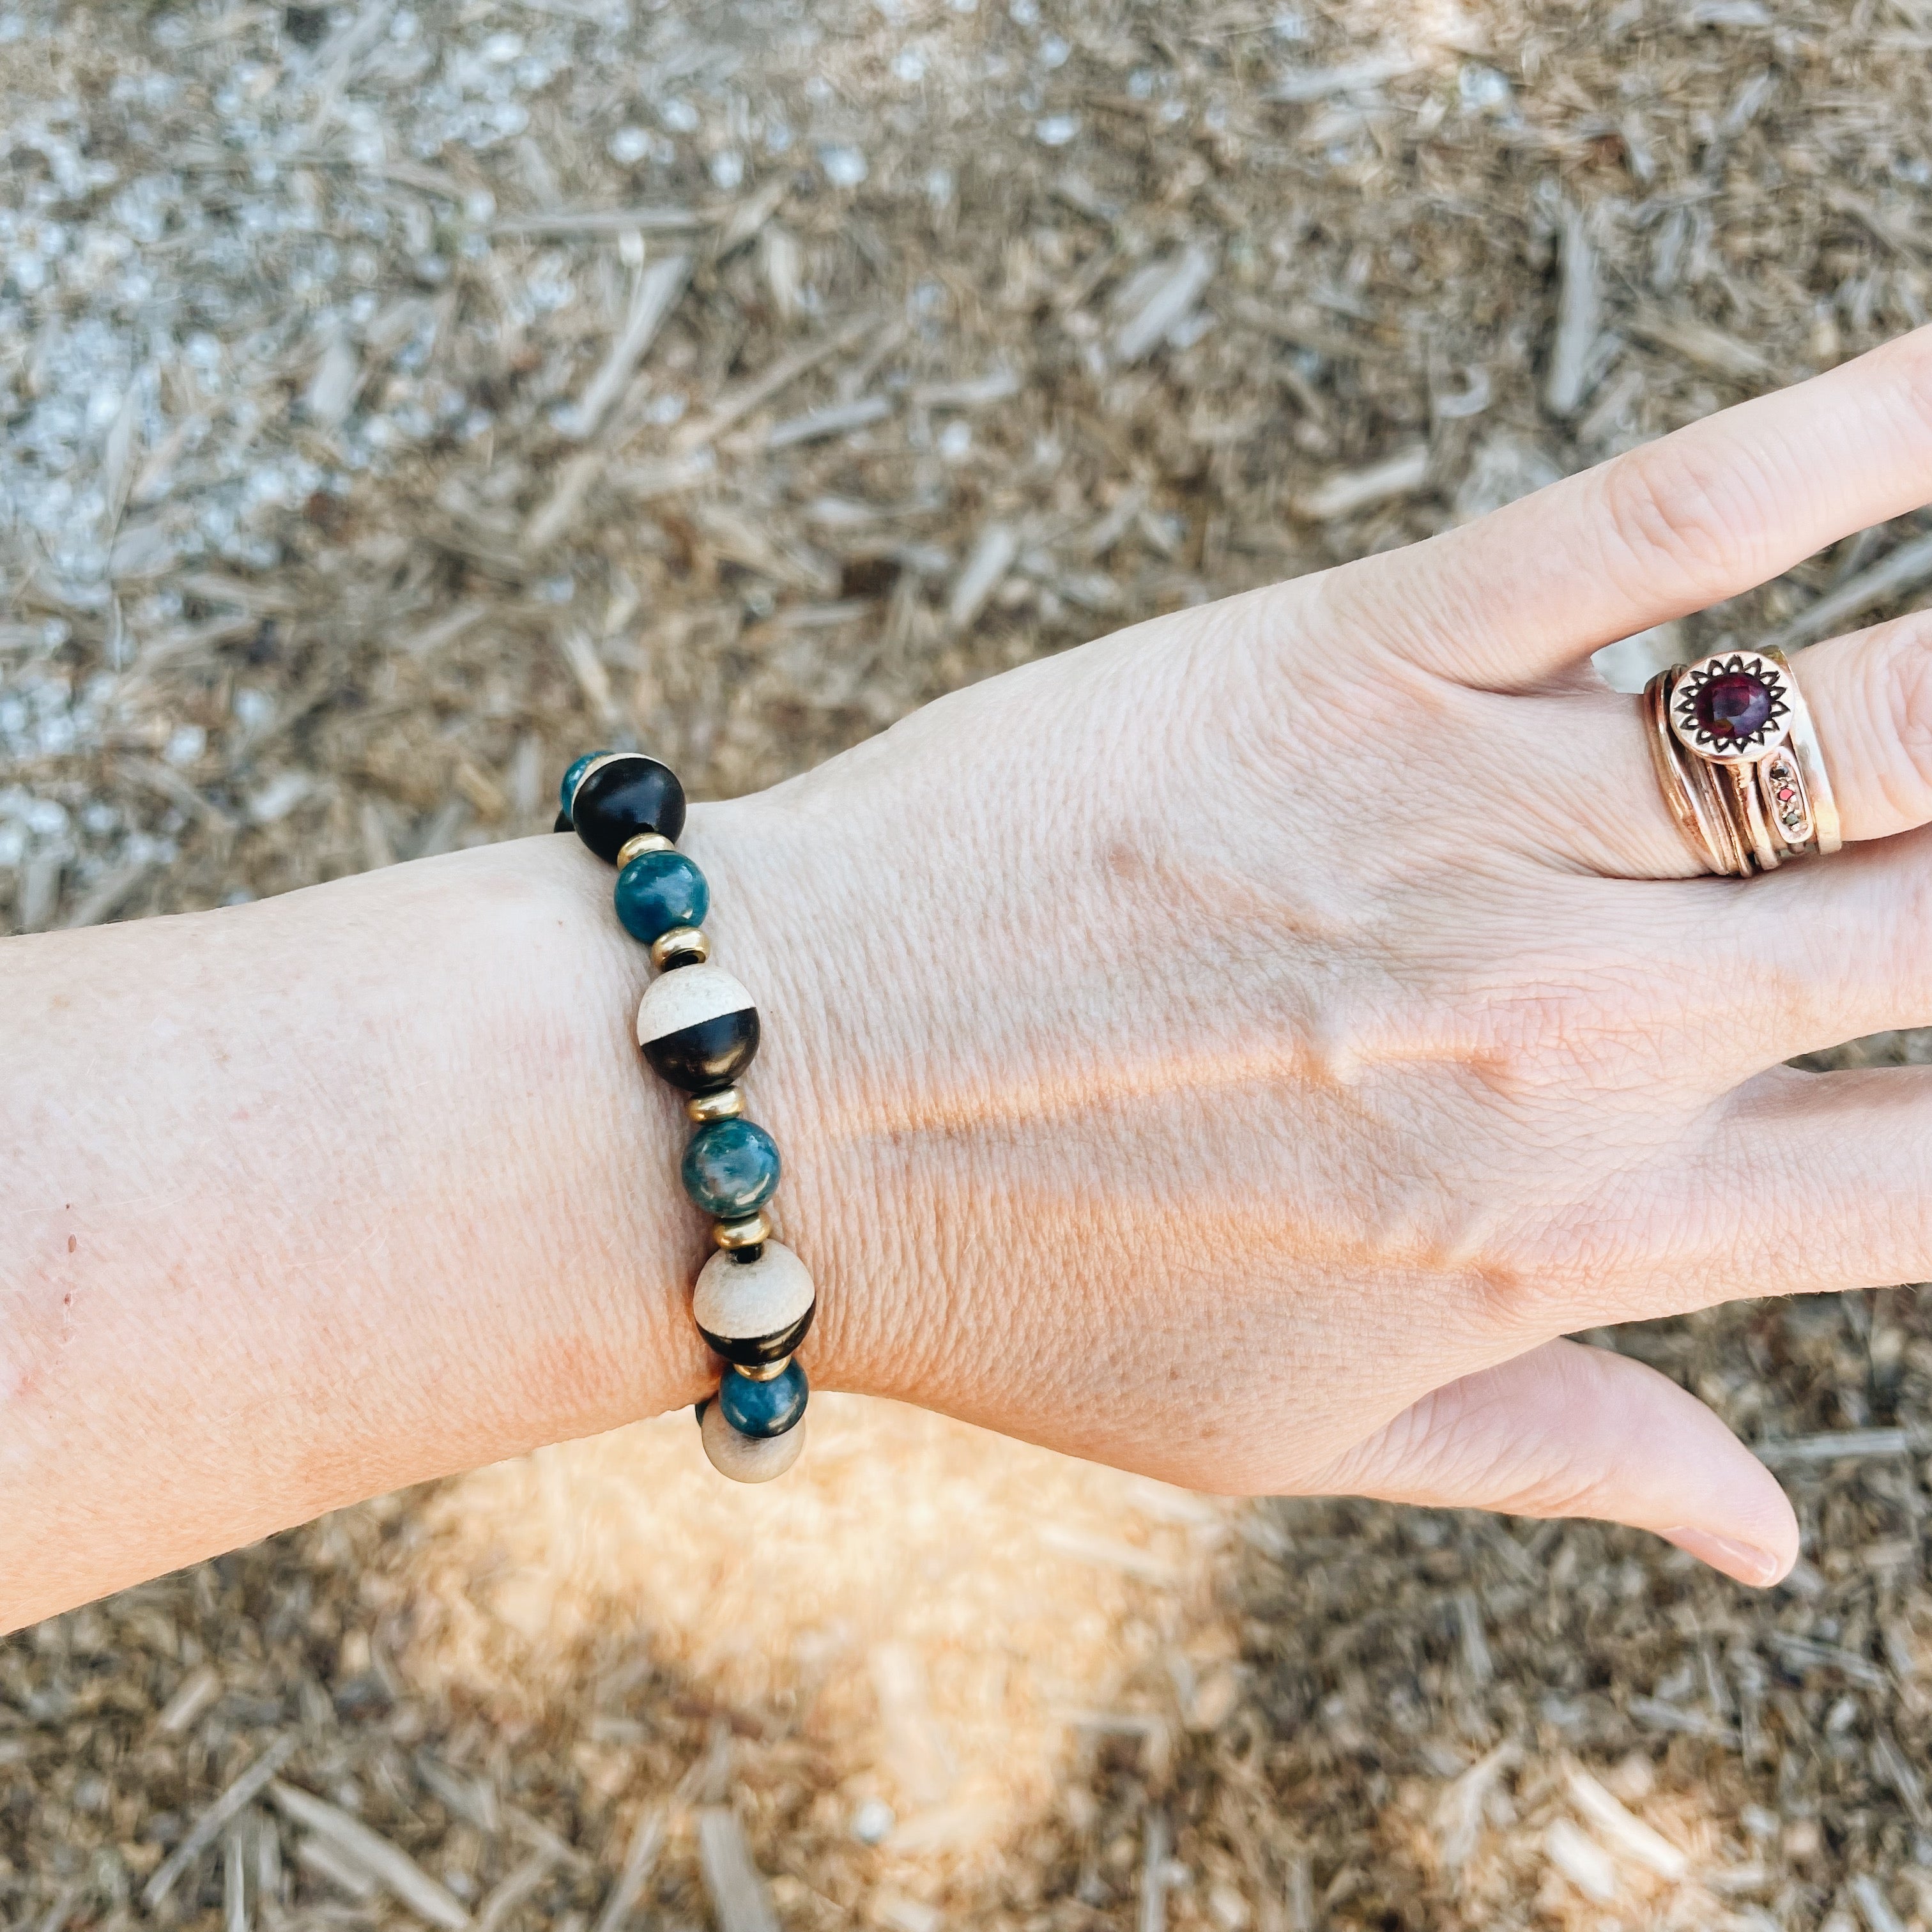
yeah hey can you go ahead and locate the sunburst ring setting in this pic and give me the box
[1667,649,1794,763]
[1641,643,1841,874]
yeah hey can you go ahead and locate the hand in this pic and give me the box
[735,325,1932,1587]
[13,330,1932,1627]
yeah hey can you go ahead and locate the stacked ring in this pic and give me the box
[1641,647,1841,876]
[558,750,813,1483]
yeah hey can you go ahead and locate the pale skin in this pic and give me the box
[13,330,1932,1632]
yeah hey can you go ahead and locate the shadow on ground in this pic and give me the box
[12,1280,1932,1932]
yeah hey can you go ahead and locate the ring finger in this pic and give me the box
[1526,608,1932,879]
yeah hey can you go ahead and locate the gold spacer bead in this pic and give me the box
[737,1356,792,1382]
[650,925,709,969]
[686,1087,745,1123]
[712,1212,770,1251]
[616,831,674,868]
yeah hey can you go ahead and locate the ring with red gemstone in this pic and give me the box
[1644,645,1841,874]
[1668,648,1793,764]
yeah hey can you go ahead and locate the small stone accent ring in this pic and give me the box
[1643,646,1841,876]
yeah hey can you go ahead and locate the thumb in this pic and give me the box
[1315,1337,1798,1587]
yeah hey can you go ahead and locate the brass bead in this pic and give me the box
[737,1355,793,1383]
[650,925,709,969]
[712,1212,770,1251]
[686,1087,745,1123]
[616,831,674,868]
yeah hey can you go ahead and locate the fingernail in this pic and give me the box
[1662,1526,1783,1586]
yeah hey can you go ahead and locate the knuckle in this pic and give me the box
[1354,1376,1608,1521]
[1460,1227,1583,1333]
[1485,1453,1614,1523]
[1377,1207,1572,1340]
[1464,962,1657,1084]
[1464,1184,1653,1329]
[1418,1363,1613,1519]
[1586,439,1774,610]
[1457,1251,1547,1335]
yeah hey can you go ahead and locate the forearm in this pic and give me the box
[0,810,831,1630]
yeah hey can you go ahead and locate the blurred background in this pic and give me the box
[6,0,1932,1926]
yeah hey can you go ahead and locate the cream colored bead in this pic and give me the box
[700,1402,805,1483]
[712,1211,770,1251]
[693,1240,815,1352]
[686,1087,745,1123]
[616,831,674,868]
[636,962,751,1046]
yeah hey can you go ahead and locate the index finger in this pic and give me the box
[1321,325,1932,689]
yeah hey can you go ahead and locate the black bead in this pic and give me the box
[571,754,686,864]
[553,808,573,832]
[641,1008,760,1093]
[698,1302,815,1370]
[694,1397,709,1426]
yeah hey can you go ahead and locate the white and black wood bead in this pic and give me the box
[568,752,687,863]
[560,747,809,1484]
[636,962,760,1093]
[692,1239,815,1367]
[696,1399,806,1483]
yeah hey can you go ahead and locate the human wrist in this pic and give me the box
[460,829,718,1432]
[650,792,910,1411]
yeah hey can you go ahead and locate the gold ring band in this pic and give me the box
[1762,646,1841,855]
[1728,758,1782,873]
[1643,671,1733,873]
[1641,645,1841,876]
[1693,751,1752,877]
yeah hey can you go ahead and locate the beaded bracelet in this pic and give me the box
[556,750,813,1483]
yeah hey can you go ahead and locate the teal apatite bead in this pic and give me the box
[718,1360,807,1438]
[682,1117,781,1218]
[613,849,709,944]
[559,751,607,813]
